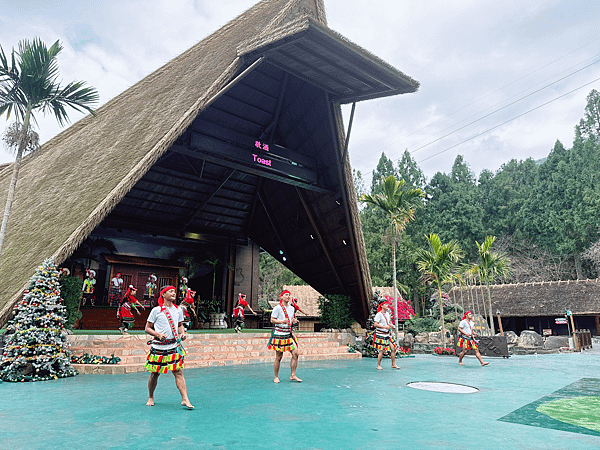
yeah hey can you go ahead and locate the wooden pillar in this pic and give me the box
[569,314,579,351]
[225,240,236,319]
[595,315,600,337]
[497,312,504,336]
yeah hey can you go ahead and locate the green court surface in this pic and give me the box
[2,351,600,449]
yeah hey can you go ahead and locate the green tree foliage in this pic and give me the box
[59,275,83,329]
[519,137,600,278]
[259,251,303,304]
[425,156,484,261]
[318,294,353,329]
[355,90,600,312]
[577,89,600,142]
[467,236,511,334]
[360,174,424,337]
[478,158,538,236]
[415,234,463,347]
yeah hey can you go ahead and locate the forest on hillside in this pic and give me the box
[353,89,600,314]
[260,90,600,316]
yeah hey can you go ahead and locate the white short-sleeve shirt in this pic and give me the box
[374,311,391,336]
[147,305,184,350]
[271,304,295,336]
[459,319,474,336]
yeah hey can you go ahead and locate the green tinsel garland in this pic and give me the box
[70,353,121,365]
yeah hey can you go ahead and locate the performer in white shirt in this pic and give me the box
[268,290,301,383]
[457,311,489,367]
[373,299,400,370]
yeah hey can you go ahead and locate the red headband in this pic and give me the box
[238,293,248,307]
[462,311,472,320]
[280,290,291,298]
[125,285,136,298]
[376,299,390,313]
[158,285,177,311]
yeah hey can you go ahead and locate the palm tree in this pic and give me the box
[0,38,99,255]
[415,234,463,347]
[360,175,424,340]
[468,236,511,335]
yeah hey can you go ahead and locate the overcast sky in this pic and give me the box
[1,0,599,188]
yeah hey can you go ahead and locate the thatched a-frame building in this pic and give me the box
[450,279,600,335]
[0,0,419,326]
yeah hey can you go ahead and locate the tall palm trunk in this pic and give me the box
[392,237,398,342]
[485,282,495,335]
[437,281,447,347]
[0,107,31,256]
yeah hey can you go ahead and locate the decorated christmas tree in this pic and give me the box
[0,258,78,382]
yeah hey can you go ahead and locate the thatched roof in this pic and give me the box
[449,279,600,316]
[0,0,418,326]
[284,285,402,317]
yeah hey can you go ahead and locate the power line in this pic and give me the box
[409,58,600,155]
[351,39,600,166]
[417,76,600,164]
[408,52,600,152]
[405,37,600,139]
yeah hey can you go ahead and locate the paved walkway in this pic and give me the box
[1,351,600,449]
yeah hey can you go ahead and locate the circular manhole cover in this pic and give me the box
[406,381,479,394]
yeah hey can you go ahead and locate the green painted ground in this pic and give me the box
[538,397,600,432]
[2,352,600,449]
[500,377,600,437]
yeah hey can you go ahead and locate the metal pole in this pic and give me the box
[341,102,356,165]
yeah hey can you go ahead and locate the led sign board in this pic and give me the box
[189,132,318,185]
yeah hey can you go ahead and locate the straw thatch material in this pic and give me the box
[0,0,417,326]
[449,279,600,316]
[283,285,398,317]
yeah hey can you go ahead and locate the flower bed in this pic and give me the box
[434,347,455,356]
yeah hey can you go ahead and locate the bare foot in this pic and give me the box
[290,375,303,382]
[481,362,489,366]
[376,366,383,370]
[146,398,154,406]
[391,365,400,369]
[182,401,194,410]
[274,377,280,383]
[458,362,464,366]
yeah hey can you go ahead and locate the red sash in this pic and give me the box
[281,303,298,346]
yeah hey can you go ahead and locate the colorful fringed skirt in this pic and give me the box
[145,346,185,373]
[268,333,297,352]
[372,332,397,352]
[457,335,478,350]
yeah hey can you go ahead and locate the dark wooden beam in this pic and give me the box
[244,177,263,236]
[261,72,288,142]
[277,48,357,93]
[263,56,339,98]
[308,30,399,91]
[295,42,377,91]
[101,215,245,243]
[169,144,334,195]
[257,191,295,272]
[326,94,369,323]
[184,169,235,228]
[296,187,345,294]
